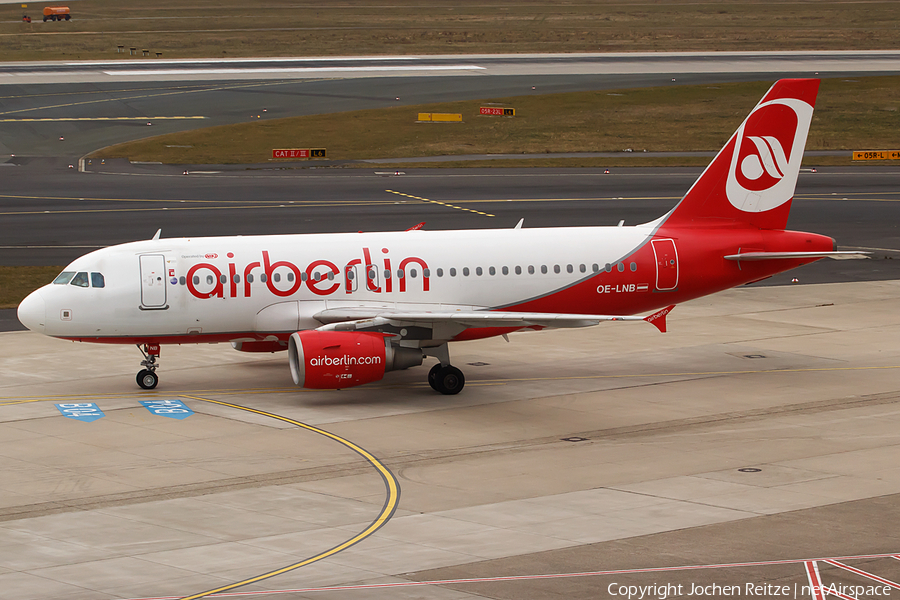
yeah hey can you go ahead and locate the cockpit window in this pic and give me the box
[91,272,105,288]
[53,271,75,285]
[70,272,89,287]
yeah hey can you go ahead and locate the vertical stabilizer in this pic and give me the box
[665,79,820,230]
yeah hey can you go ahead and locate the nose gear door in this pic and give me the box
[139,254,168,308]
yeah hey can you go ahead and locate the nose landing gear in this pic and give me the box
[136,343,160,389]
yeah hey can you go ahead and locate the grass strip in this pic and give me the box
[90,77,900,166]
[0,266,63,309]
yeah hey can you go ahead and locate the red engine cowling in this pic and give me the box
[288,330,423,389]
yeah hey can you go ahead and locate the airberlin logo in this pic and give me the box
[725,97,813,214]
[185,247,429,300]
[309,355,382,367]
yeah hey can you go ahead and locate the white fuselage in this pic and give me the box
[22,222,662,342]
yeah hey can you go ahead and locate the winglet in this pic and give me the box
[406,222,425,231]
[644,305,675,333]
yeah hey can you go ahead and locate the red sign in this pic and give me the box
[272,149,309,159]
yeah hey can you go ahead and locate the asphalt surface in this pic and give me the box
[1,55,900,599]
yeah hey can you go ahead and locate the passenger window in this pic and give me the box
[579,264,586,273]
[528,265,534,274]
[502,266,509,275]
[630,262,637,272]
[437,268,444,277]
[489,266,496,276]
[541,265,548,274]
[463,267,470,276]
[554,265,560,274]
[515,266,522,275]
[300,272,308,281]
[91,272,105,288]
[327,272,334,281]
[234,274,241,283]
[475,267,482,276]
[450,268,457,277]
[194,275,200,285]
[220,274,228,284]
[53,271,75,285]
[179,276,186,285]
[604,263,612,273]
[384,269,391,279]
[273,273,281,282]
[617,263,625,272]
[567,264,573,274]
[287,272,294,282]
[423,268,430,277]
[247,274,254,283]
[410,269,418,278]
[70,272,89,287]
[396,269,405,279]
[260,273,267,283]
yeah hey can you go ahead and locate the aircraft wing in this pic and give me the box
[314,305,674,335]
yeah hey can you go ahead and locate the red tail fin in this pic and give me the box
[665,79,820,230]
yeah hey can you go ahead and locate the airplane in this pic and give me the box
[17,78,864,395]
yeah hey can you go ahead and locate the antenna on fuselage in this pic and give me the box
[152,229,161,240]
[514,218,524,230]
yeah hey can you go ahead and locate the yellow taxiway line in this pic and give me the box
[175,394,400,600]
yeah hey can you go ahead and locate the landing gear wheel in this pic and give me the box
[136,369,158,390]
[433,365,465,395]
[428,363,442,391]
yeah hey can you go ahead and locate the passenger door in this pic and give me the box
[139,254,168,308]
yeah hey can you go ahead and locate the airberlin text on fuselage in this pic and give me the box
[185,247,429,299]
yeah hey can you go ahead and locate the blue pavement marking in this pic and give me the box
[139,399,194,420]
[56,403,105,422]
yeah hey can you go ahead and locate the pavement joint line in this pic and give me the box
[118,553,900,600]
[0,78,308,117]
[3,364,900,405]
[174,394,401,600]
[0,202,400,216]
[0,117,206,122]
[385,189,495,217]
[0,81,280,101]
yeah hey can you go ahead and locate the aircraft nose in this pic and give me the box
[17,290,46,333]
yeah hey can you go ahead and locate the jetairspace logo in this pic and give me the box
[725,97,813,214]
[185,247,429,299]
[309,354,382,367]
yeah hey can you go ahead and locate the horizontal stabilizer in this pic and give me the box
[724,251,869,261]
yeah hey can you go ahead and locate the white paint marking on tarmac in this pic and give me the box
[104,66,485,76]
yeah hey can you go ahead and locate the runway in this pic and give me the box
[2,280,900,599]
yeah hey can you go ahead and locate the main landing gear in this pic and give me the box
[424,344,465,395]
[428,363,465,395]
[136,343,160,390]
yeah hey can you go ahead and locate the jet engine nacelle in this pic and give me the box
[288,330,423,389]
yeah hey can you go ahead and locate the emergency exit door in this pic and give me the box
[140,254,168,308]
[651,239,679,291]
